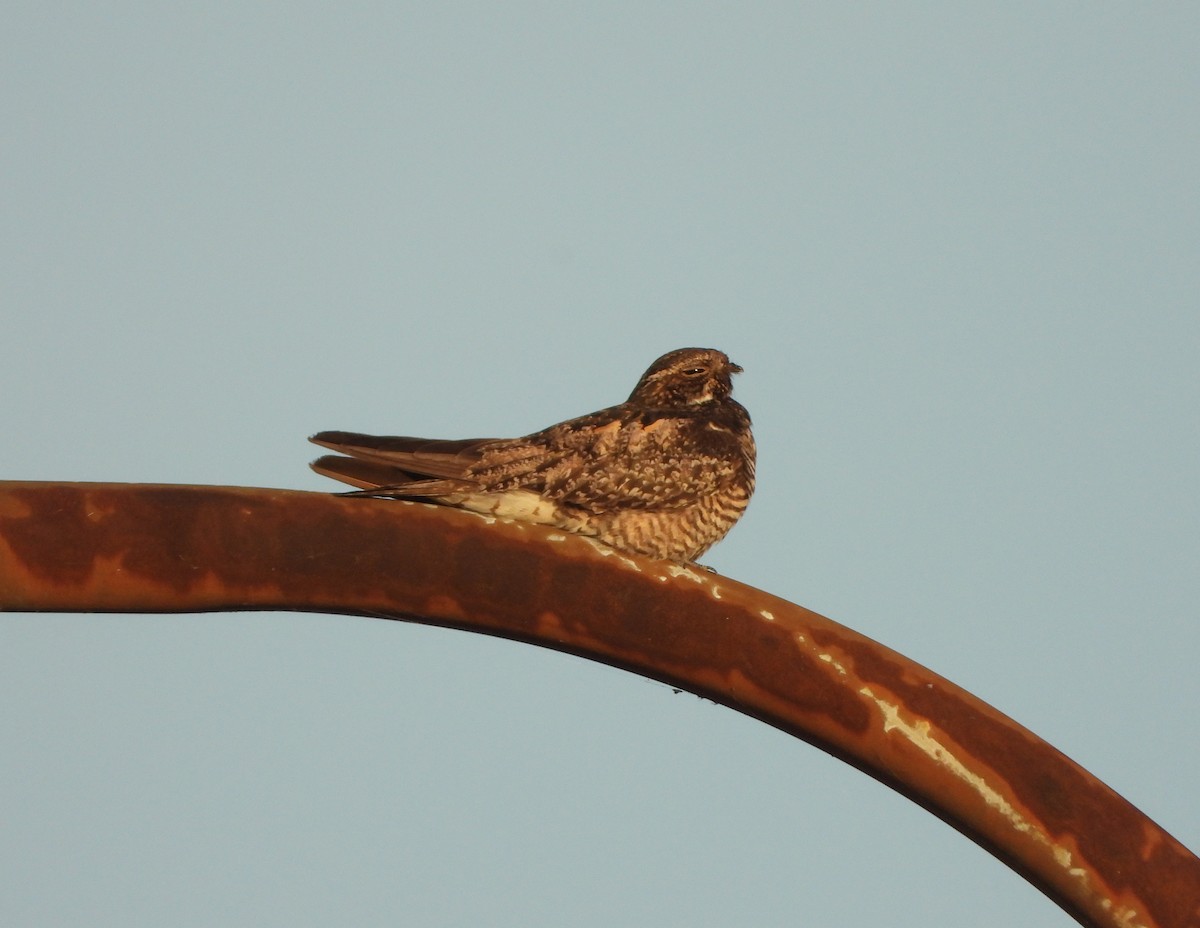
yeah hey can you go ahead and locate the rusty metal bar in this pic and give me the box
[0,481,1197,928]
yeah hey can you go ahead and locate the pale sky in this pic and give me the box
[3,4,1197,926]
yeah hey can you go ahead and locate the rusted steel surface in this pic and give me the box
[1,481,1197,928]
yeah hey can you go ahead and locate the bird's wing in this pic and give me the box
[469,408,739,513]
[310,431,498,479]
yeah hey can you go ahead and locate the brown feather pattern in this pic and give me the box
[310,347,756,562]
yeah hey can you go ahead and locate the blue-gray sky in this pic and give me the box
[2,5,1197,926]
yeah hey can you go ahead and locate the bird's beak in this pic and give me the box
[728,361,744,375]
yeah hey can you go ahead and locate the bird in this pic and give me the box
[309,347,755,563]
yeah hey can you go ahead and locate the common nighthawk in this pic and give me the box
[310,347,755,562]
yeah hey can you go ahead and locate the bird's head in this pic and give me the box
[628,347,743,409]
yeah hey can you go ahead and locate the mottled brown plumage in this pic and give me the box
[309,347,755,562]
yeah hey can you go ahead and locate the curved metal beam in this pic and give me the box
[0,481,1197,928]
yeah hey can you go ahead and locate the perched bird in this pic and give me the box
[310,347,755,562]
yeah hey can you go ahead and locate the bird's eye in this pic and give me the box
[682,366,708,377]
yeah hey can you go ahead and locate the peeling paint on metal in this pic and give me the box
[862,689,1151,928]
[818,651,849,676]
